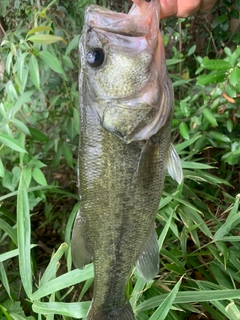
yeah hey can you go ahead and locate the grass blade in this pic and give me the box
[0,262,12,299]
[39,243,68,287]
[0,218,17,245]
[136,289,240,313]
[31,264,94,300]
[17,170,32,298]
[32,301,90,319]
[0,245,37,263]
[148,277,182,320]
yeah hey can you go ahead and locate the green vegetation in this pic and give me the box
[0,0,240,319]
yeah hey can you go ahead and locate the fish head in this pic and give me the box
[80,1,173,142]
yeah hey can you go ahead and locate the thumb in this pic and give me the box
[160,0,178,18]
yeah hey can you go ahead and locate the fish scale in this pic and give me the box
[71,1,182,319]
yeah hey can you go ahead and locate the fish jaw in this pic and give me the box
[130,0,167,78]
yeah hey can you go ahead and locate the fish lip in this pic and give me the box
[84,4,150,37]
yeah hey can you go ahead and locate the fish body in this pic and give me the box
[71,1,182,320]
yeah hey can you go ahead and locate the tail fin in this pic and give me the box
[87,302,135,320]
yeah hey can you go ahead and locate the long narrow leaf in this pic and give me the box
[39,243,68,287]
[136,289,240,313]
[148,278,182,320]
[31,264,94,300]
[0,218,17,245]
[32,301,90,319]
[0,262,12,299]
[158,209,174,249]
[0,134,27,153]
[38,51,64,74]
[0,245,37,263]
[29,55,40,90]
[17,171,32,298]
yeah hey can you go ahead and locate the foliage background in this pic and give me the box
[0,0,240,319]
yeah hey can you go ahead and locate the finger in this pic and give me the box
[175,0,201,17]
[160,0,178,18]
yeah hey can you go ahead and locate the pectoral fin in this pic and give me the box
[71,211,92,268]
[166,143,183,184]
[136,226,159,281]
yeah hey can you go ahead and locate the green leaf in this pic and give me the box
[158,210,174,249]
[225,84,237,98]
[0,158,4,178]
[62,55,74,69]
[180,100,190,117]
[197,70,226,85]
[64,203,79,268]
[11,119,31,135]
[202,59,231,71]
[3,300,26,318]
[214,212,240,241]
[65,35,79,56]
[175,134,201,152]
[11,90,35,116]
[28,34,67,45]
[62,141,73,168]
[203,108,218,126]
[38,50,64,74]
[208,131,231,143]
[32,301,90,319]
[166,59,183,66]
[149,278,182,320]
[230,66,240,87]
[0,246,36,263]
[0,218,17,245]
[6,51,13,75]
[39,243,68,286]
[17,171,32,298]
[0,262,12,300]
[26,26,53,37]
[32,167,47,186]
[187,45,196,56]
[181,162,214,170]
[2,167,21,192]
[5,80,18,100]
[17,52,29,85]
[136,289,240,313]
[28,127,49,142]
[29,55,40,90]
[130,276,146,307]
[179,122,189,140]
[225,301,240,320]
[0,134,27,153]
[31,265,94,300]
[23,167,32,188]
[0,304,12,320]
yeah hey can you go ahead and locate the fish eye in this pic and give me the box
[86,48,105,67]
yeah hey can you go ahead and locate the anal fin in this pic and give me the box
[71,210,92,269]
[136,226,159,281]
[166,143,183,184]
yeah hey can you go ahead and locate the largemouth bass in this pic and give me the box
[71,1,182,319]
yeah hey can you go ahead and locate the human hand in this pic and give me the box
[132,0,217,18]
[160,0,217,18]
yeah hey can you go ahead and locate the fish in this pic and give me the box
[71,1,182,319]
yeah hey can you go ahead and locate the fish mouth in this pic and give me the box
[84,5,150,38]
